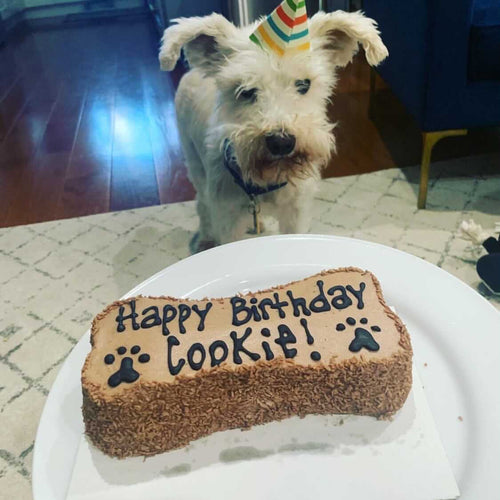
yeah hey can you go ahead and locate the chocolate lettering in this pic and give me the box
[178,304,191,334]
[309,280,331,313]
[230,328,261,364]
[310,351,321,361]
[327,286,353,310]
[300,318,314,345]
[167,335,185,376]
[262,341,275,360]
[231,297,252,326]
[162,304,177,336]
[346,282,366,309]
[209,340,229,367]
[250,303,262,321]
[286,290,311,317]
[187,343,206,371]
[192,303,212,331]
[271,293,288,319]
[115,300,140,332]
[258,298,273,320]
[140,306,162,329]
[274,324,297,358]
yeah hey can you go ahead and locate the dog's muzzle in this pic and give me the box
[265,132,296,157]
[223,139,288,196]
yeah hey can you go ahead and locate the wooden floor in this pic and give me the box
[0,16,192,228]
[1,16,499,228]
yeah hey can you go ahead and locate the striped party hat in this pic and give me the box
[250,0,311,57]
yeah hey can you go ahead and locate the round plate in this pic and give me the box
[32,235,500,500]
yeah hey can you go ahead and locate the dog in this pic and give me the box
[159,9,388,252]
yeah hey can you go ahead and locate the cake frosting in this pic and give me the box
[82,267,412,458]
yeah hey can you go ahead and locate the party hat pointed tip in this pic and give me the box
[250,0,311,56]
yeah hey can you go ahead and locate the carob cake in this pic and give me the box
[82,267,412,458]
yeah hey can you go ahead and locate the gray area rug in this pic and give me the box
[1,155,499,498]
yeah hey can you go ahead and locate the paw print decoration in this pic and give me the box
[336,317,381,352]
[104,345,150,388]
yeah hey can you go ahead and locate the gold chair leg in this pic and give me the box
[417,129,467,209]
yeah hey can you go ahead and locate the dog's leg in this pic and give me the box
[276,180,317,235]
[179,136,217,253]
[192,196,217,252]
[278,198,311,234]
[210,197,251,245]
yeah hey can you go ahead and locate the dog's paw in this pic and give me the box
[259,216,279,234]
[190,232,217,254]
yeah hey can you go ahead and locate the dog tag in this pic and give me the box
[248,196,261,235]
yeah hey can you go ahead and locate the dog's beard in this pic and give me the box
[231,128,334,186]
[252,151,315,185]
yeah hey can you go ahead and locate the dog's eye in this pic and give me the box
[295,79,311,95]
[237,88,258,103]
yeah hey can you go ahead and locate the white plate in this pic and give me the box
[32,234,500,500]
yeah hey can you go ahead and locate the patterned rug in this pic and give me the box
[1,155,499,498]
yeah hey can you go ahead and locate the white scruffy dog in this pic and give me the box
[159,10,387,252]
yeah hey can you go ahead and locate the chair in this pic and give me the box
[363,0,500,208]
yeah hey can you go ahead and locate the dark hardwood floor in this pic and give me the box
[1,16,499,228]
[0,16,193,228]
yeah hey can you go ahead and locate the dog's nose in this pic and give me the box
[265,133,296,156]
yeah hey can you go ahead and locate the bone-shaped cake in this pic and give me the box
[82,268,412,458]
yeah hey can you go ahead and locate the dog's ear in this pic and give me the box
[159,13,237,72]
[309,11,388,67]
